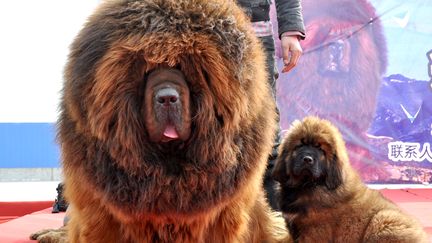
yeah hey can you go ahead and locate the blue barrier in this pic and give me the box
[0,123,60,168]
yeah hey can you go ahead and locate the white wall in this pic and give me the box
[0,1,100,122]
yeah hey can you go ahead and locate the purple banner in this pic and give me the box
[271,0,432,184]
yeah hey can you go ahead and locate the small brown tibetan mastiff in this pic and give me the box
[272,116,428,242]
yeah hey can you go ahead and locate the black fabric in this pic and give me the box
[52,183,69,213]
[237,0,306,210]
[264,155,280,210]
[251,5,270,22]
[275,0,306,38]
[237,0,306,38]
[259,36,281,211]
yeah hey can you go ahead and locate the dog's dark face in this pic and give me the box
[144,68,191,144]
[272,140,342,190]
[289,144,326,184]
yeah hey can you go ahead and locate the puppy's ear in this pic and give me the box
[325,154,343,190]
[272,151,289,183]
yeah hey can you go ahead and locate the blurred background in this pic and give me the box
[0,0,431,184]
[0,1,100,183]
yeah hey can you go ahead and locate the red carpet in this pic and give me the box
[0,208,64,243]
[0,201,53,224]
[0,189,431,242]
[381,189,432,238]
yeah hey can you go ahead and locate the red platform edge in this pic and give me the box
[0,189,430,242]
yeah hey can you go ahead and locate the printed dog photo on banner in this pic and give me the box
[271,0,432,184]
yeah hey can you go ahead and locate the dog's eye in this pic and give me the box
[317,147,326,155]
[294,145,301,149]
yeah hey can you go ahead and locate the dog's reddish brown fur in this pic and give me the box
[31,0,290,242]
[273,117,428,242]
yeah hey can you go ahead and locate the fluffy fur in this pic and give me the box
[32,0,289,242]
[272,116,428,242]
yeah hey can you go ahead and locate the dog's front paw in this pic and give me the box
[30,227,68,243]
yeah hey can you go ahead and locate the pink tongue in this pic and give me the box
[163,125,179,139]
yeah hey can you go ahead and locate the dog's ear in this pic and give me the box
[271,151,289,183]
[325,154,343,190]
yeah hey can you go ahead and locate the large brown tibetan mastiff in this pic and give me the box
[272,117,428,242]
[31,0,289,242]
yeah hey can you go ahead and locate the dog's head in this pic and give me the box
[272,116,346,190]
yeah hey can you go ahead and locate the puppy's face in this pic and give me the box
[290,143,326,183]
[272,139,342,190]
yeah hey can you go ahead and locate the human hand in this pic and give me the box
[281,35,303,73]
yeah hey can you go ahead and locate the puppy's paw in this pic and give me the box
[30,227,68,243]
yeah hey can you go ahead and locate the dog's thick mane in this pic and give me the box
[60,0,276,217]
[278,117,365,207]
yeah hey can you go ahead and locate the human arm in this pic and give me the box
[275,0,305,72]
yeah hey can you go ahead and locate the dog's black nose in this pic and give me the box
[303,155,314,165]
[156,88,179,106]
